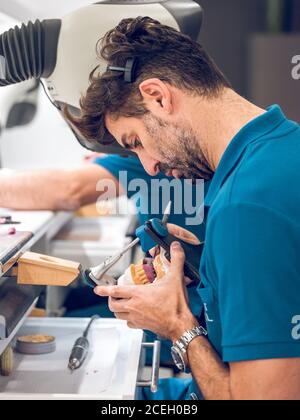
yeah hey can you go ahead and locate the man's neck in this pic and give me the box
[188,89,266,171]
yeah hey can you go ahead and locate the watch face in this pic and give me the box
[171,346,185,371]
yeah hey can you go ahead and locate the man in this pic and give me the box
[68,17,300,399]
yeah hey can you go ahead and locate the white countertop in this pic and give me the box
[0,209,72,240]
[0,209,73,275]
[0,209,54,234]
[0,318,143,400]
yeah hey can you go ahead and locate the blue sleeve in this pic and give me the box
[93,154,206,242]
[208,203,300,362]
[93,155,148,199]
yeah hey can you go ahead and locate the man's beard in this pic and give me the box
[143,115,214,181]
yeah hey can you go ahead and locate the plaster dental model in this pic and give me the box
[117,249,170,286]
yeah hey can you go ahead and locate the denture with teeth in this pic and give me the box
[117,250,169,286]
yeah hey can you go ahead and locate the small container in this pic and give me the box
[16,335,56,355]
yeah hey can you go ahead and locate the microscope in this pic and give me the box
[0,0,203,155]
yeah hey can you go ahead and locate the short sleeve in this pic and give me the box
[93,155,146,199]
[207,202,300,362]
[94,155,206,240]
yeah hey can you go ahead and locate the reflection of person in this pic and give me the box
[0,153,206,368]
[67,17,300,399]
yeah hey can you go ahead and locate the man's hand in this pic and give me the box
[94,241,198,341]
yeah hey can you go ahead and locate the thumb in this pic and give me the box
[167,223,200,245]
[169,241,185,276]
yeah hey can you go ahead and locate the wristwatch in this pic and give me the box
[171,326,207,373]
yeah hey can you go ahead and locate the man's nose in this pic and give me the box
[138,152,160,176]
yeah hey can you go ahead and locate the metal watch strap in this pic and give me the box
[176,326,207,349]
[175,326,207,372]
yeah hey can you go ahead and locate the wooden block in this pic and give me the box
[75,203,99,217]
[75,202,112,217]
[17,252,81,286]
[30,308,46,317]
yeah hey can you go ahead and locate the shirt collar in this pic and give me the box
[205,104,286,207]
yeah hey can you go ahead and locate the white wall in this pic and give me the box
[0,1,98,170]
[0,88,86,170]
[0,0,94,20]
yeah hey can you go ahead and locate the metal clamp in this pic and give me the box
[137,340,161,393]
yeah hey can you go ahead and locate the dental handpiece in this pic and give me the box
[82,237,140,287]
[82,202,172,287]
[68,315,100,372]
[82,201,182,288]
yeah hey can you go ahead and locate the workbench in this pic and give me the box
[0,318,144,400]
[0,209,148,399]
[0,210,72,275]
[0,210,72,354]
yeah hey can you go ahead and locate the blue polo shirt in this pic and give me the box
[199,105,300,363]
[94,155,206,233]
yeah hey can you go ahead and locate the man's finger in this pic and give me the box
[167,223,200,245]
[149,245,160,257]
[169,241,186,275]
[109,297,131,313]
[94,285,135,299]
[114,312,130,321]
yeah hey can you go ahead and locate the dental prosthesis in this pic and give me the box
[117,249,170,286]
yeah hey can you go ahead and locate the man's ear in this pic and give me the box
[139,78,173,115]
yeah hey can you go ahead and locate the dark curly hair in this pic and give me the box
[65,16,231,146]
